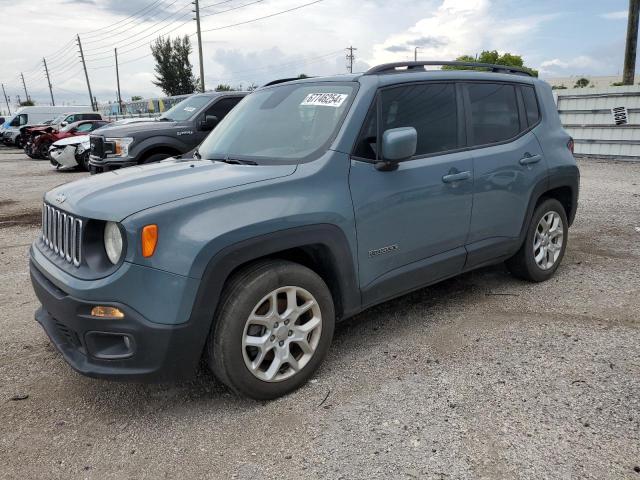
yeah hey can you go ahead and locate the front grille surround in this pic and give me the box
[42,203,83,267]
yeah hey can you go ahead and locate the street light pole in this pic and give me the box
[414,47,421,61]
[193,0,205,92]
[623,0,640,84]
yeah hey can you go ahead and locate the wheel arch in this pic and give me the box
[188,224,361,344]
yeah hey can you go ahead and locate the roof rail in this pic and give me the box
[365,61,534,77]
[262,77,307,87]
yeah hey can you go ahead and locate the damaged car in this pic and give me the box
[32,120,108,159]
[48,135,91,170]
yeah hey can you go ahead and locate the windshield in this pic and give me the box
[159,95,211,122]
[198,82,356,163]
[61,123,77,133]
[51,114,66,124]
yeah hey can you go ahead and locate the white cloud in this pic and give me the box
[601,10,627,20]
[369,0,555,66]
[538,55,603,76]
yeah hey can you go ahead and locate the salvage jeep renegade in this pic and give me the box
[30,61,579,400]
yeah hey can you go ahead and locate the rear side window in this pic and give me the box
[380,83,459,157]
[467,83,519,146]
[521,85,540,127]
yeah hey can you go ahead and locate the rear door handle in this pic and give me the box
[519,154,542,166]
[442,171,471,183]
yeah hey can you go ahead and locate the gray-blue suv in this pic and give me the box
[30,61,579,399]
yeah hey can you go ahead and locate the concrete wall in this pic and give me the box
[555,85,640,160]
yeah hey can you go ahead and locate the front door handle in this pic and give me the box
[519,154,542,166]
[442,171,471,183]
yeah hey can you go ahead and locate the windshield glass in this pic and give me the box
[61,123,77,133]
[51,114,66,124]
[198,82,356,162]
[159,95,211,121]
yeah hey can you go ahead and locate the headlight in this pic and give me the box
[106,137,134,157]
[104,222,123,264]
[77,140,90,154]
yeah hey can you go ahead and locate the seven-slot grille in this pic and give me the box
[41,203,83,267]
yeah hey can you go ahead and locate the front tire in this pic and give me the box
[506,198,568,282]
[207,260,335,400]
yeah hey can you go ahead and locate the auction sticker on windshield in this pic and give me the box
[301,93,348,108]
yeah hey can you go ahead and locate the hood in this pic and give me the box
[93,119,172,137]
[45,158,297,221]
[52,134,89,148]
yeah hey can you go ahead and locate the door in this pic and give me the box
[349,82,474,305]
[463,82,547,265]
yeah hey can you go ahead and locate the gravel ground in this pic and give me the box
[0,146,639,479]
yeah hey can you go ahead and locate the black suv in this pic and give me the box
[89,92,246,173]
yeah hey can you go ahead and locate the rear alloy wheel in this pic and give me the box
[506,198,568,282]
[38,141,52,160]
[207,260,335,400]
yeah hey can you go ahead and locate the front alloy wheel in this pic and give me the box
[242,286,322,382]
[533,211,564,270]
[207,260,335,400]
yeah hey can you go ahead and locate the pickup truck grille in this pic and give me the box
[90,135,105,158]
[41,203,83,267]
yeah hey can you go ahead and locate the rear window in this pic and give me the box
[467,83,520,146]
[521,85,540,127]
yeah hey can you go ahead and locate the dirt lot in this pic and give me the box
[0,146,639,479]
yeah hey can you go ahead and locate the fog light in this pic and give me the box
[91,306,125,319]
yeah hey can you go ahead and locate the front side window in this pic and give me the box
[467,83,519,146]
[198,83,356,163]
[205,97,243,122]
[75,123,95,133]
[381,83,459,157]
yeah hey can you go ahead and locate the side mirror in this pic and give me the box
[60,121,68,128]
[200,115,219,131]
[376,127,417,171]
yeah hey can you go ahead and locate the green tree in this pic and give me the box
[443,50,538,77]
[151,35,197,96]
[574,77,590,88]
[297,73,310,79]
[19,99,35,106]
[215,84,235,92]
[131,95,143,101]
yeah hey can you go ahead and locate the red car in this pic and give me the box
[32,120,109,159]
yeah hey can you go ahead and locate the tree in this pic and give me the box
[443,50,538,77]
[297,74,310,79]
[215,84,235,92]
[574,77,590,88]
[151,35,198,96]
[19,99,35,106]
[131,95,143,101]
[551,85,568,90]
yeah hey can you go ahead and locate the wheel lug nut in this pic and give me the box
[279,340,284,346]
[288,330,293,336]
[270,335,275,341]
[274,322,279,328]
[284,319,289,325]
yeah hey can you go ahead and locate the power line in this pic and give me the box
[194,0,324,35]
[200,0,265,19]
[81,0,170,37]
[83,0,187,46]
[199,0,236,9]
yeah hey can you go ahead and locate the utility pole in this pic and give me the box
[43,57,55,106]
[414,47,421,62]
[623,0,640,84]
[193,0,205,92]
[1,84,10,115]
[346,46,357,73]
[115,48,123,114]
[20,73,30,103]
[77,34,96,110]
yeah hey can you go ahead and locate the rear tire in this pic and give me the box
[506,198,568,282]
[207,260,335,400]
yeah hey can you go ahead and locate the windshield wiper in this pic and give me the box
[158,117,173,122]
[204,154,257,165]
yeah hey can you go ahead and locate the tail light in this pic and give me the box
[567,137,574,154]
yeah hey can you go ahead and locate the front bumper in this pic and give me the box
[30,259,205,382]
[89,155,136,173]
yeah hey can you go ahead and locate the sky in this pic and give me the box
[0,0,634,109]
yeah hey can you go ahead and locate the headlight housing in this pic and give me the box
[104,221,124,264]
[77,139,90,154]
[106,137,134,158]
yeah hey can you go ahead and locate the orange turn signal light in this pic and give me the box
[142,224,158,258]
[91,306,125,319]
